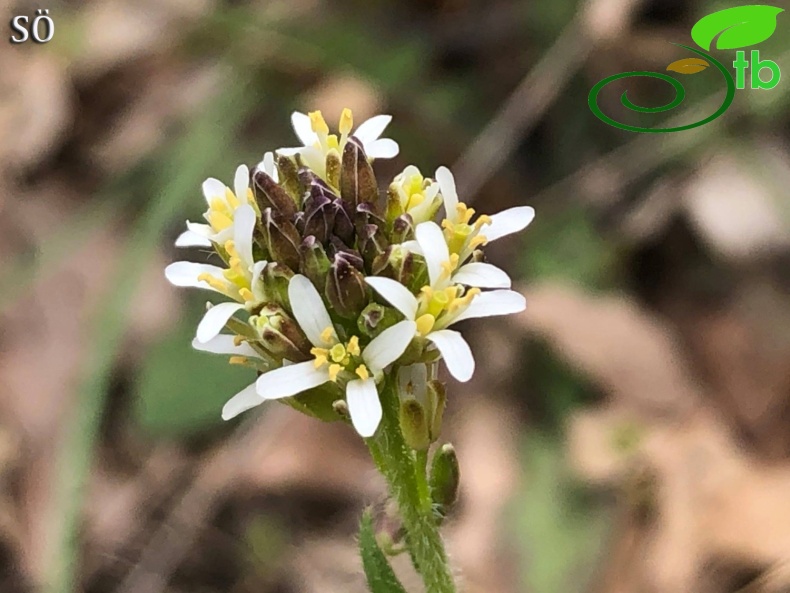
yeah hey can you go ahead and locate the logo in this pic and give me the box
[589,5,783,133]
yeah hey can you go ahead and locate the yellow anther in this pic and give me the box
[320,326,335,344]
[328,363,342,382]
[224,240,238,258]
[441,219,453,230]
[309,110,329,135]
[420,285,434,298]
[207,210,232,231]
[339,108,353,135]
[416,314,435,336]
[327,134,340,150]
[225,187,240,208]
[474,214,492,229]
[330,343,347,363]
[439,254,459,280]
[210,197,228,212]
[229,356,248,366]
[355,364,370,380]
[406,192,425,211]
[239,288,255,303]
[233,335,245,346]
[197,273,227,293]
[449,287,481,312]
[347,335,361,357]
[456,203,475,224]
[469,235,488,249]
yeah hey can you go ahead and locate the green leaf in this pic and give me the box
[691,5,784,50]
[134,300,255,437]
[359,509,408,593]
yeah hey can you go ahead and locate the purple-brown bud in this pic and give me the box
[260,208,301,271]
[325,252,368,319]
[340,136,378,207]
[251,167,297,219]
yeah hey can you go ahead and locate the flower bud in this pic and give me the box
[332,399,350,420]
[260,208,301,271]
[299,236,331,286]
[302,192,336,244]
[391,214,415,244]
[340,136,378,207]
[276,154,304,205]
[332,199,355,246]
[399,399,430,451]
[261,262,292,309]
[325,252,368,319]
[357,303,399,338]
[429,443,460,510]
[359,224,389,270]
[251,167,296,219]
[252,305,312,361]
[426,379,446,441]
[325,150,341,189]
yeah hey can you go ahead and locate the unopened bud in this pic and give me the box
[357,303,399,338]
[426,379,446,441]
[430,443,460,510]
[340,137,378,206]
[332,399,350,420]
[253,305,312,361]
[332,199,355,245]
[260,208,301,271]
[276,154,304,205]
[399,399,430,451]
[258,264,290,309]
[392,214,415,244]
[299,236,331,286]
[251,168,297,218]
[302,193,336,244]
[325,252,368,319]
[359,224,389,269]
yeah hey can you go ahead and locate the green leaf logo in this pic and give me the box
[691,5,784,50]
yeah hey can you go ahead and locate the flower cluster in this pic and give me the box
[165,109,534,439]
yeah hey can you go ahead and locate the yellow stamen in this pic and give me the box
[229,356,248,366]
[233,335,245,346]
[327,134,340,150]
[406,192,425,211]
[207,210,232,231]
[309,110,329,135]
[347,335,361,357]
[320,326,335,345]
[439,254,460,280]
[339,108,353,135]
[225,187,240,209]
[474,214,492,229]
[224,240,238,258]
[420,286,434,298]
[456,203,475,224]
[330,343,347,363]
[197,273,227,293]
[328,363,342,382]
[355,364,370,380]
[449,287,481,312]
[416,314,435,336]
[239,288,254,302]
[469,235,488,249]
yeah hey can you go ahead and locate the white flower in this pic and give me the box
[222,274,415,437]
[175,163,261,248]
[279,109,399,180]
[366,221,526,382]
[165,204,267,343]
[389,165,442,224]
[435,166,535,262]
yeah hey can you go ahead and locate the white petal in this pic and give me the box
[251,260,268,284]
[191,334,259,358]
[435,166,459,222]
[260,151,278,182]
[202,178,226,203]
[186,221,213,237]
[451,290,526,324]
[175,230,212,247]
[256,360,329,400]
[365,277,419,320]
[276,146,302,156]
[291,111,317,146]
[415,221,450,288]
[362,320,416,372]
[452,262,512,288]
[234,164,249,205]
[165,262,225,290]
[366,138,399,159]
[353,114,392,144]
[483,206,535,243]
[288,275,336,346]
[221,382,262,420]
[399,240,422,255]
[345,378,382,438]
[196,302,245,343]
[233,204,256,269]
[427,329,475,382]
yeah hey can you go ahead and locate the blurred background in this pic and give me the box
[1,0,790,591]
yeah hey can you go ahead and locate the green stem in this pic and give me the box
[367,380,456,593]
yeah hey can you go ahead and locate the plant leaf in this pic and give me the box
[666,57,710,74]
[691,5,784,50]
[359,509,408,593]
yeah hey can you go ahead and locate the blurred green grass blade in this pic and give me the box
[43,77,255,593]
[359,508,409,593]
[513,434,612,593]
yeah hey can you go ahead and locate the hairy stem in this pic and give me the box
[367,380,456,593]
